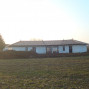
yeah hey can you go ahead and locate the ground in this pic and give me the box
[0,56,89,89]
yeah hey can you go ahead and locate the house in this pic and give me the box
[3,44,11,51]
[7,39,88,54]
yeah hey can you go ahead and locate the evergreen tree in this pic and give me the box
[0,34,5,51]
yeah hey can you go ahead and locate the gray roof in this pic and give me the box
[10,39,87,47]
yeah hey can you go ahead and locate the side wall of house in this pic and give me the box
[72,45,87,53]
[28,47,33,51]
[9,45,87,53]
[51,46,58,53]
[12,47,26,51]
[36,47,46,54]
[3,47,12,51]
[58,46,69,53]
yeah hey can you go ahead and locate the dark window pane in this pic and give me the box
[63,46,65,51]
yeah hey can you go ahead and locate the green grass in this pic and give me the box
[0,56,89,89]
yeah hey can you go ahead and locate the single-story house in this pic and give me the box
[6,39,88,54]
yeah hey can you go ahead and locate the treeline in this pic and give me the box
[0,34,5,51]
[0,51,89,59]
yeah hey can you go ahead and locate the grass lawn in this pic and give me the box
[0,56,89,89]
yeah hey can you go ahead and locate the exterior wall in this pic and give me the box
[58,46,69,53]
[3,47,12,51]
[72,45,87,53]
[12,47,26,51]
[51,46,58,53]
[28,47,33,51]
[8,45,87,54]
[36,47,46,54]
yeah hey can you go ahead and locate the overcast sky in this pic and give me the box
[0,0,89,44]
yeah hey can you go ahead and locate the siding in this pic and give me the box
[36,47,46,54]
[28,47,33,51]
[59,46,69,53]
[9,45,87,53]
[3,47,11,51]
[51,47,58,53]
[72,45,87,53]
[12,47,26,51]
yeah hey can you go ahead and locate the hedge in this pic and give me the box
[0,51,89,59]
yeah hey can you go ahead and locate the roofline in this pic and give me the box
[9,39,88,47]
[9,44,87,47]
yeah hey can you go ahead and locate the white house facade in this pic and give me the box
[6,39,87,54]
[72,45,87,53]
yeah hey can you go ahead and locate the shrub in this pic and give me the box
[0,51,89,59]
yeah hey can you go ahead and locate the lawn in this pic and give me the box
[0,56,89,89]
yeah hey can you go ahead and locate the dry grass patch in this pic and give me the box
[0,56,89,89]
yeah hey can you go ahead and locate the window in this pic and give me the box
[63,46,65,51]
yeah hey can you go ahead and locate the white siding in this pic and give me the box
[28,47,33,51]
[36,47,46,54]
[51,47,58,53]
[58,46,69,53]
[72,45,87,53]
[12,47,26,51]
[3,47,12,51]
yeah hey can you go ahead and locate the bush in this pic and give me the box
[0,51,89,59]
